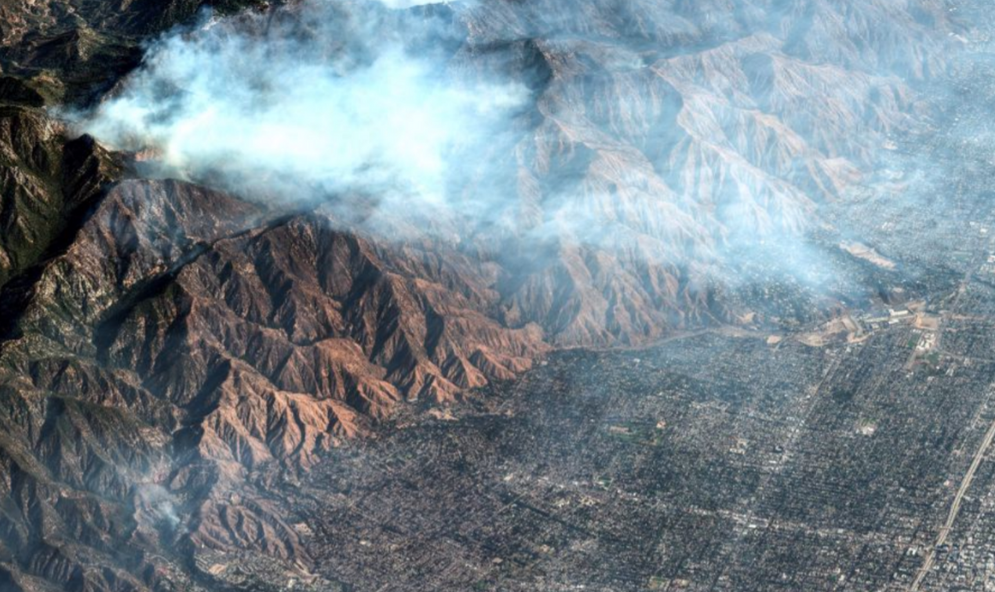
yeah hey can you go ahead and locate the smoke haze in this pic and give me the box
[82,0,526,221]
[77,0,979,319]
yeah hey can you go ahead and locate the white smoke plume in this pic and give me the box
[75,0,975,315]
[82,0,526,222]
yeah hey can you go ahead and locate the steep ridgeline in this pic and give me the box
[455,0,952,345]
[0,0,967,590]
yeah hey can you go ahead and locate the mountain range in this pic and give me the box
[0,0,973,590]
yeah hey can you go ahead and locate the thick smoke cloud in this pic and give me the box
[377,0,444,7]
[76,0,980,322]
[82,0,525,228]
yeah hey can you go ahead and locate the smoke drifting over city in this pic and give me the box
[8,0,995,590]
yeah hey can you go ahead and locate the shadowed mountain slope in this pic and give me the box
[0,0,975,589]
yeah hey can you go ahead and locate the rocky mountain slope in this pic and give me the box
[0,0,972,590]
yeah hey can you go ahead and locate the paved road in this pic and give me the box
[908,387,995,591]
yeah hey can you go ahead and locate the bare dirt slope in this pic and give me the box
[0,1,969,590]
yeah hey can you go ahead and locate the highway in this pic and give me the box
[908,387,995,591]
